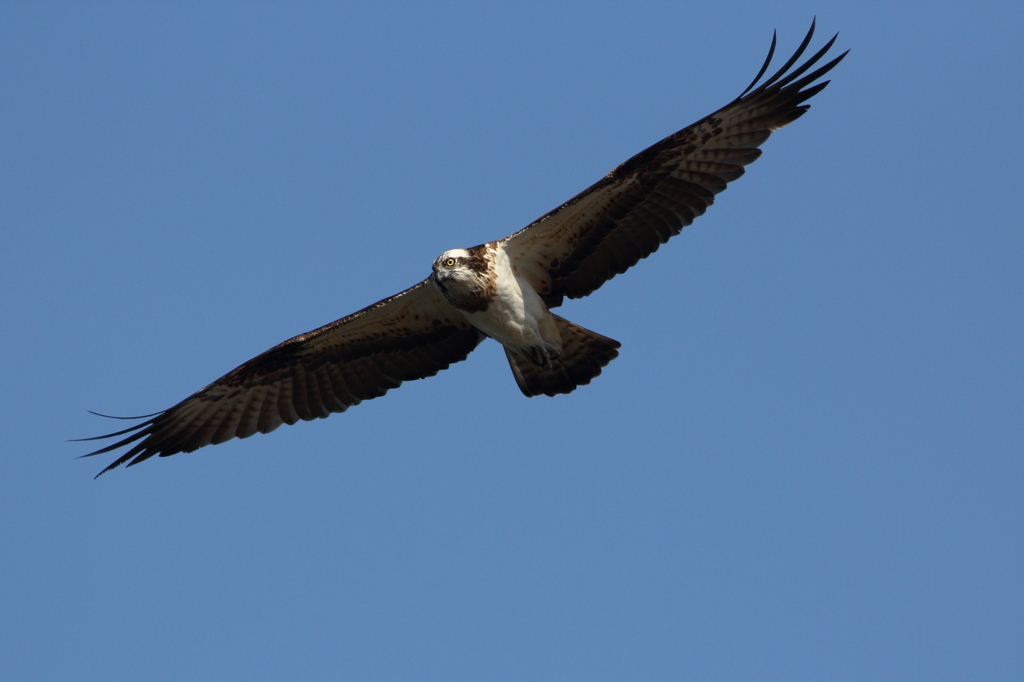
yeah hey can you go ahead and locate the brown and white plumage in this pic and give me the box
[80,22,846,475]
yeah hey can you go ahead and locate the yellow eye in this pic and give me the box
[445,258,455,267]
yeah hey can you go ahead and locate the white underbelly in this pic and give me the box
[464,246,554,352]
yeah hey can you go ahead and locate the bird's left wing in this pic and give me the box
[80,279,484,476]
[502,21,846,307]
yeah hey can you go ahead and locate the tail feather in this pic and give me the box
[505,315,620,397]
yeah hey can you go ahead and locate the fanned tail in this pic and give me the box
[505,315,620,397]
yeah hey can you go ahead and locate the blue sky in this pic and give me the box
[2,2,1022,680]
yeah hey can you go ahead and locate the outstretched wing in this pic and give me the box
[503,20,847,306]
[80,280,484,476]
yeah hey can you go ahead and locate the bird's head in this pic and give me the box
[432,248,471,275]
[430,246,495,312]
[431,248,484,288]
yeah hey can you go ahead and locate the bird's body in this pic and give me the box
[80,22,847,476]
[433,244,565,370]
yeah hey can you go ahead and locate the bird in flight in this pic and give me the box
[80,21,846,476]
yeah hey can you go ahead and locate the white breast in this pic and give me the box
[463,244,558,354]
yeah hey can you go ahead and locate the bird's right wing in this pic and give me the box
[79,279,484,476]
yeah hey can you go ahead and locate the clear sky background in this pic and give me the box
[2,2,1022,680]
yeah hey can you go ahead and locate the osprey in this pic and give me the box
[81,22,846,476]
